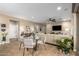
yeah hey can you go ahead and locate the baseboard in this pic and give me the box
[45,42,59,47]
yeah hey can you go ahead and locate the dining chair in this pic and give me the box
[37,33,47,50]
[23,36,36,56]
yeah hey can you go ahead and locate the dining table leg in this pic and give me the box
[34,40,38,51]
[23,48,25,56]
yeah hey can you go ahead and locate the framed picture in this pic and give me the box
[1,29,6,32]
[1,24,6,27]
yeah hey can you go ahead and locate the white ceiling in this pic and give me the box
[0,3,72,23]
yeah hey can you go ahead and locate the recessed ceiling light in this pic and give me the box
[57,6,62,11]
[32,16,34,19]
[63,19,67,21]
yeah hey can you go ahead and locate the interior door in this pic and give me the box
[9,20,19,39]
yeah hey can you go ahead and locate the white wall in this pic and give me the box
[0,14,10,44]
[19,19,45,34]
[73,13,77,52]
[46,21,72,35]
[0,14,46,44]
[73,13,79,52]
[75,13,79,51]
[46,23,52,33]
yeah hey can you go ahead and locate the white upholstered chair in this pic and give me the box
[23,35,36,56]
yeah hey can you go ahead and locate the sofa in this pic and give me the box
[45,34,73,45]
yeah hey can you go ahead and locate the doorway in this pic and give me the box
[9,20,19,39]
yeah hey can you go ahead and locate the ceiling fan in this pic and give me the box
[49,18,56,22]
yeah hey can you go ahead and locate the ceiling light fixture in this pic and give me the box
[57,6,62,11]
[32,16,34,19]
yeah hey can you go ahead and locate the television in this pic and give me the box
[52,25,62,31]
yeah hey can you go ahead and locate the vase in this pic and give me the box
[2,36,6,41]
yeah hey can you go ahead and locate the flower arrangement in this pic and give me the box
[21,32,32,37]
[1,32,8,36]
[56,37,73,54]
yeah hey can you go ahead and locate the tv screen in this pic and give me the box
[52,25,62,31]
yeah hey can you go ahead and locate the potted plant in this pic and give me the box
[1,32,8,41]
[56,37,73,55]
